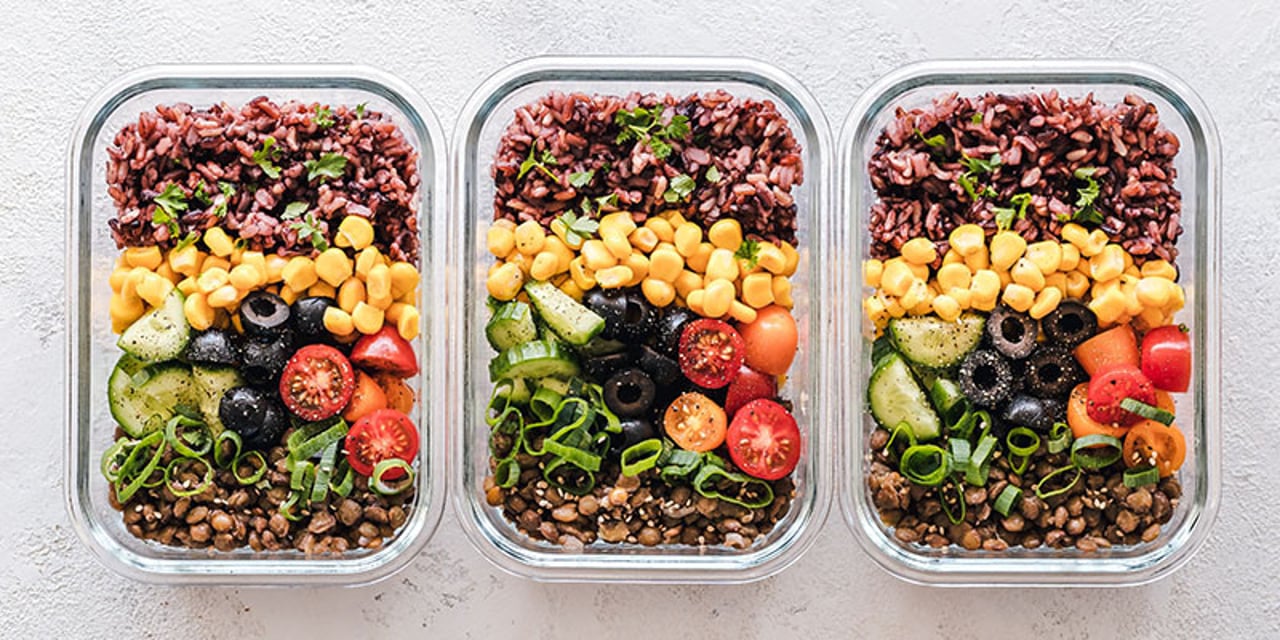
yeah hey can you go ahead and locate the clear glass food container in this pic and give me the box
[838,60,1221,586]
[448,56,835,582]
[64,65,448,585]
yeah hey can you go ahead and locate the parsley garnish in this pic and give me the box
[959,152,1001,175]
[705,165,721,184]
[664,174,696,203]
[313,105,335,129]
[614,107,690,160]
[152,183,188,236]
[282,202,328,251]
[914,128,947,149]
[734,238,761,268]
[212,181,235,218]
[556,207,600,247]
[304,152,348,182]
[970,112,984,124]
[174,231,201,251]
[594,193,619,210]
[993,193,1034,231]
[1070,167,1104,224]
[191,181,212,206]
[518,145,558,181]
[252,136,283,179]
[354,103,367,119]
[955,152,1002,202]
[568,170,594,188]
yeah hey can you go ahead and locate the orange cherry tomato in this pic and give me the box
[1067,383,1129,441]
[343,370,388,423]
[373,372,415,414]
[737,305,798,376]
[1073,324,1140,377]
[1123,421,1187,477]
[663,392,727,452]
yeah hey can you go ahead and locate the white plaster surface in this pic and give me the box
[1,0,1276,637]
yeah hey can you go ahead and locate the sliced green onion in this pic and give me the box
[530,386,563,422]
[543,456,595,496]
[115,431,165,503]
[1010,454,1031,476]
[1047,422,1073,454]
[371,458,415,495]
[101,437,134,483]
[542,423,602,472]
[1123,465,1160,488]
[1034,464,1083,500]
[939,481,966,525]
[1120,398,1175,425]
[232,450,267,485]
[329,460,355,497]
[290,460,316,492]
[899,444,950,487]
[522,397,591,456]
[494,457,521,488]
[309,441,340,505]
[486,379,516,422]
[620,439,664,476]
[971,410,993,441]
[1006,427,1040,457]
[487,407,523,459]
[949,409,977,440]
[993,484,1023,517]
[1071,434,1124,470]
[659,448,702,483]
[164,456,213,498]
[883,422,917,460]
[164,415,211,458]
[965,434,998,486]
[279,490,305,521]
[287,419,349,461]
[948,438,971,471]
[691,464,774,509]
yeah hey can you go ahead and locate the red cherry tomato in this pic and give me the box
[1086,365,1156,427]
[1141,325,1191,392]
[726,398,801,480]
[279,344,355,421]
[678,319,745,389]
[737,305,798,376]
[344,409,419,478]
[350,325,419,378]
[1073,324,1139,377]
[724,366,777,418]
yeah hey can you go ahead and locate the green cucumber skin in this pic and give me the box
[116,290,190,362]
[488,340,581,382]
[485,301,537,352]
[888,313,985,370]
[868,352,942,441]
[109,360,199,437]
[523,281,604,346]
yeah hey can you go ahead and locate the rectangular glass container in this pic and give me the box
[449,56,835,582]
[64,65,448,585]
[838,60,1222,586]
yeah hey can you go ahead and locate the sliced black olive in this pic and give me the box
[958,349,1015,408]
[218,386,289,450]
[1002,393,1054,431]
[657,306,697,356]
[237,334,292,387]
[987,306,1039,359]
[290,296,335,341]
[634,345,681,387]
[239,291,291,338]
[1025,345,1085,399]
[602,368,657,417]
[1042,300,1098,347]
[613,289,659,342]
[183,329,239,366]
[583,288,629,339]
[583,351,631,384]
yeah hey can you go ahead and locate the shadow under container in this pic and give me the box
[838,60,1222,586]
[65,65,448,585]
[449,56,835,582]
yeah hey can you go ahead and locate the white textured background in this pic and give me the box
[2,1,1275,637]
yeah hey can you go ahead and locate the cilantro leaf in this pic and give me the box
[663,174,697,203]
[705,165,721,184]
[956,173,978,201]
[304,152,348,182]
[212,181,235,218]
[659,115,691,142]
[970,112,984,124]
[282,201,309,219]
[1071,167,1103,224]
[282,202,328,251]
[914,128,947,149]
[993,192,1034,231]
[355,103,367,119]
[313,105,335,129]
[252,136,282,179]
[556,208,600,247]
[568,170,594,188]
[959,152,1001,175]
[734,238,761,268]
[152,184,188,236]
[517,144,558,181]
[174,231,201,251]
[191,181,212,206]
[613,107,689,160]
[594,193,619,210]
[648,136,673,160]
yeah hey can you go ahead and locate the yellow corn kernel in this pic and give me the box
[598,213,636,239]
[259,253,286,283]
[882,293,906,318]
[969,270,1001,311]
[655,241,677,254]
[1082,229,1109,257]
[385,302,407,324]
[755,243,786,274]
[702,279,735,318]
[1058,243,1080,272]
[673,223,702,257]
[879,260,916,298]
[365,286,396,311]
[1092,278,1120,301]
[645,217,675,243]
[664,210,687,226]
[708,219,743,251]
[1141,259,1178,280]
[396,284,417,305]
[1044,272,1067,296]
[197,267,230,294]
[705,248,740,283]
[675,270,703,299]
[596,265,634,289]
[136,273,174,308]
[1060,223,1089,249]
[201,256,231,274]
[1136,277,1173,308]
[540,236,573,274]
[942,249,964,266]
[988,231,1026,271]
[963,244,990,272]
[559,278,585,302]
[366,263,392,301]
[625,253,650,286]
[530,251,559,282]
[580,239,616,271]
[337,278,366,313]
[323,306,355,336]
[1122,249,1135,273]
[231,246,247,265]
[1137,307,1167,332]
[355,247,382,279]
[492,219,517,231]
[176,277,198,296]
[1124,264,1141,279]
[124,246,164,270]
[183,292,215,330]
[388,262,420,299]
[569,257,596,291]
[949,224,986,257]
[1167,282,1186,312]
[335,215,375,250]
[1090,244,1126,282]
[303,281,333,299]
[204,227,234,257]
[772,276,793,308]
[123,268,154,302]
[1001,283,1035,312]
[396,305,420,340]
[996,268,1012,289]
[1064,270,1089,299]
[863,259,884,289]
[351,301,384,334]
[931,294,960,322]
[1023,240,1062,275]
[487,225,516,258]
[864,295,888,326]
[900,278,929,310]
[487,262,524,301]
[227,264,259,291]
[207,284,240,308]
[155,261,180,285]
[946,287,972,309]
[548,218,576,250]
[602,230,632,261]
[109,291,146,327]
[741,272,775,309]
[514,220,546,255]
[239,251,267,285]
[109,267,130,293]
[278,285,300,305]
[779,242,800,277]
[1089,288,1128,326]
[935,263,971,292]
[729,301,758,324]
[649,248,684,282]
[1011,258,1046,291]
[1121,281,1144,317]
[900,237,938,266]
[314,248,352,287]
[628,226,659,254]
[686,289,706,316]
[682,243,711,273]
[641,278,676,307]
[1029,287,1063,320]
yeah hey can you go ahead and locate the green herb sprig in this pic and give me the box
[664,174,696,203]
[313,106,335,129]
[993,193,1034,231]
[1067,167,1104,224]
[152,183,188,236]
[555,208,600,247]
[252,136,283,179]
[304,152,348,182]
[735,238,761,268]
[518,145,558,181]
[282,202,328,252]
[614,107,690,160]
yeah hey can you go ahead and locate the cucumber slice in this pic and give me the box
[868,352,941,441]
[524,281,604,346]
[486,301,537,352]
[108,360,199,437]
[191,365,244,435]
[117,290,190,362]
[889,313,985,370]
[107,354,163,437]
[488,340,580,382]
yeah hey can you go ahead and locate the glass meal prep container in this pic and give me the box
[448,56,835,582]
[64,65,447,585]
[838,60,1221,586]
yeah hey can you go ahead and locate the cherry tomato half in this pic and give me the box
[1123,421,1187,477]
[350,325,419,378]
[1086,366,1156,426]
[727,399,801,481]
[373,372,416,414]
[345,408,420,478]
[342,370,387,423]
[678,319,745,389]
[737,305,798,376]
[1141,325,1192,392]
[279,344,355,421]
[663,392,727,452]
[1073,323,1140,377]
[724,365,777,419]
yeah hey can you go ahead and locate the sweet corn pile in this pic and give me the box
[863,223,1185,334]
[487,210,797,323]
[109,215,422,340]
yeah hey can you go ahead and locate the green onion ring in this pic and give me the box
[542,438,601,473]
[232,450,267,485]
[620,439,664,476]
[1071,434,1124,470]
[993,484,1023,517]
[486,380,515,422]
[115,431,165,503]
[164,415,211,458]
[884,422,917,460]
[1006,427,1041,458]
[310,441,340,505]
[1010,454,1031,476]
[164,456,213,498]
[949,409,977,440]
[1120,398,1176,425]
[659,448,702,483]
[530,386,563,422]
[329,460,355,497]
[1123,465,1160,488]
[213,431,242,468]
[543,456,595,496]
[101,437,134,483]
[290,460,316,492]
[691,464,774,509]
[965,434,998,486]
[279,490,305,521]
[948,438,971,471]
[899,444,951,487]
[1034,464,1083,500]
[371,458,415,495]
[287,419,349,461]
[972,410,994,441]
[939,481,966,525]
[494,457,521,488]
[930,378,969,427]
[1047,422,1073,454]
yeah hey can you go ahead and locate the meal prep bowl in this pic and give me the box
[838,60,1221,586]
[449,56,835,583]
[64,65,448,585]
